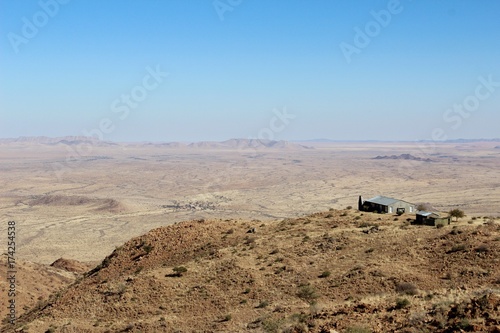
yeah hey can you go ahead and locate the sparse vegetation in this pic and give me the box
[297,284,319,304]
[172,266,188,277]
[448,244,466,253]
[395,298,411,309]
[256,300,269,308]
[396,282,418,295]
[449,209,465,222]
[475,244,489,253]
[345,326,371,333]
[270,248,279,255]
[244,236,256,245]
[6,204,500,332]
[358,222,376,228]
[142,243,154,254]
[318,271,331,278]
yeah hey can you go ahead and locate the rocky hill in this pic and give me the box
[373,154,433,162]
[0,256,89,325]
[2,211,499,332]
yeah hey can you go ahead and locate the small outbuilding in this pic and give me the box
[358,195,416,214]
[416,211,451,226]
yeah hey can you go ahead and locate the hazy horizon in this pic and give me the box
[1,1,499,142]
[1,135,500,144]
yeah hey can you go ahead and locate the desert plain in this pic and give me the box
[0,137,499,332]
[0,138,499,264]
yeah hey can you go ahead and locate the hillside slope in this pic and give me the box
[4,211,500,332]
[0,256,90,325]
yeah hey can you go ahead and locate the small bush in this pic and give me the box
[395,298,410,309]
[244,236,256,245]
[448,244,466,253]
[256,300,269,308]
[346,206,353,210]
[297,285,319,303]
[117,283,127,295]
[365,248,374,253]
[262,318,282,332]
[449,208,465,221]
[222,314,232,322]
[395,282,418,295]
[436,223,444,229]
[475,244,489,253]
[172,266,188,277]
[318,271,331,278]
[459,318,472,330]
[143,244,154,254]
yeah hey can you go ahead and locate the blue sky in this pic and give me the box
[1,0,499,142]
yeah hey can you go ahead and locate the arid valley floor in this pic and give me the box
[0,138,499,332]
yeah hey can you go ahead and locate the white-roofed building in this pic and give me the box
[358,195,416,214]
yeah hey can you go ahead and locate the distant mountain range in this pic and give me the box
[300,138,500,143]
[142,138,313,150]
[417,138,500,143]
[0,136,117,146]
[372,154,433,162]
[2,136,499,147]
[0,136,313,150]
